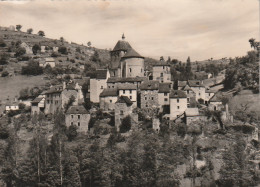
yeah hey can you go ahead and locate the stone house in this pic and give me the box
[117,83,137,107]
[204,88,216,104]
[114,96,133,131]
[65,105,90,134]
[188,80,206,102]
[90,69,110,103]
[31,97,45,114]
[178,81,187,90]
[107,77,148,89]
[20,42,33,55]
[180,85,196,107]
[61,86,79,109]
[44,85,63,114]
[39,57,56,68]
[139,80,159,109]
[158,83,172,111]
[5,102,19,112]
[208,95,223,111]
[152,62,171,83]
[99,88,118,111]
[169,90,187,120]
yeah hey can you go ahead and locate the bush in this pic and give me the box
[15,47,26,57]
[198,98,204,104]
[8,110,21,117]
[120,115,132,133]
[21,60,43,76]
[58,46,68,54]
[66,125,78,141]
[1,71,9,77]
[0,53,9,65]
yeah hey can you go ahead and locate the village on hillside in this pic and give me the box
[0,20,259,187]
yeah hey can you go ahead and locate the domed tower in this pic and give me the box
[110,34,132,77]
[120,48,145,78]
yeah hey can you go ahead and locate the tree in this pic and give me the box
[87,41,91,47]
[15,47,26,57]
[21,60,43,76]
[60,37,65,43]
[58,46,68,55]
[38,30,45,37]
[0,38,6,47]
[16,24,22,31]
[66,125,78,141]
[218,134,255,187]
[91,51,100,62]
[27,28,33,34]
[0,53,9,65]
[32,44,41,55]
[120,115,132,133]
[160,56,164,61]
[1,71,9,77]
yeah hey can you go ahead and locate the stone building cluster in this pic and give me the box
[27,34,230,133]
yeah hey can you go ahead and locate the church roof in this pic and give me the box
[122,48,144,59]
[112,40,132,52]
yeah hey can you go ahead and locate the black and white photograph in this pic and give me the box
[0,0,259,186]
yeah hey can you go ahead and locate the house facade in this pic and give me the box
[44,85,63,114]
[99,88,118,111]
[118,83,137,107]
[169,90,187,120]
[31,97,45,114]
[90,69,110,103]
[158,83,172,111]
[65,105,90,134]
[152,62,171,83]
[140,80,159,109]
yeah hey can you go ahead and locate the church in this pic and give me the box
[109,34,145,78]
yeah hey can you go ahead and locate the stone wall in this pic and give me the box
[65,113,90,134]
[140,90,159,109]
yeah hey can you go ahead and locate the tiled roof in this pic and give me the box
[209,94,221,102]
[185,108,200,117]
[182,85,193,91]
[158,83,171,93]
[100,88,118,97]
[169,90,187,98]
[122,48,144,59]
[96,69,108,79]
[140,80,159,90]
[117,83,137,90]
[178,81,187,88]
[31,97,44,104]
[66,105,88,114]
[116,96,133,106]
[45,85,63,94]
[107,77,148,83]
[188,80,204,87]
[112,40,132,52]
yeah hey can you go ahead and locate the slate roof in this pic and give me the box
[100,88,118,97]
[158,83,172,93]
[107,77,148,83]
[188,80,204,87]
[116,96,133,106]
[66,105,88,114]
[185,108,200,117]
[45,85,63,94]
[178,81,187,88]
[117,83,137,90]
[122,48,144,59]
[209,94,222,102]
[112,40,132,52]
[169,90,187,98]
[31,97,44,104]
[139,80,159,90]
[96,69,108,79]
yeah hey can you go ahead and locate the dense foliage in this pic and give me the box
[21,60,43,76]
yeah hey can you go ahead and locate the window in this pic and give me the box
[108,86,110,88]
[101,86,103,89]
[163,66,165,69]
[78,122,80,126]
[160,73,163,77]
[120,110,124,115]
[112,86,114,88]
[145,97,147,100]
[71,115,73,119]
[187,98,190,102]
[123,90,125,94]
[208,93,210,96]
[71,122,73,126]
[164,93,167,96]
[146,104,148,107]
[164,98,168,101]
[141,68,143,72]
[130,96,132,99]
[129,68,132,73]
[199,93,201,96]
[78,115,80,119]
[177,106,180,109]
[130,90,132,94]
[110,100,112,103]
[187,90,189,94]
[177,99,179,103]
[151,97,154,100]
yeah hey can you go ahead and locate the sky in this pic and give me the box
[0,0,259,61]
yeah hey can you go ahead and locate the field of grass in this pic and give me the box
[0,75,47,102]
[229,90,260,116]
